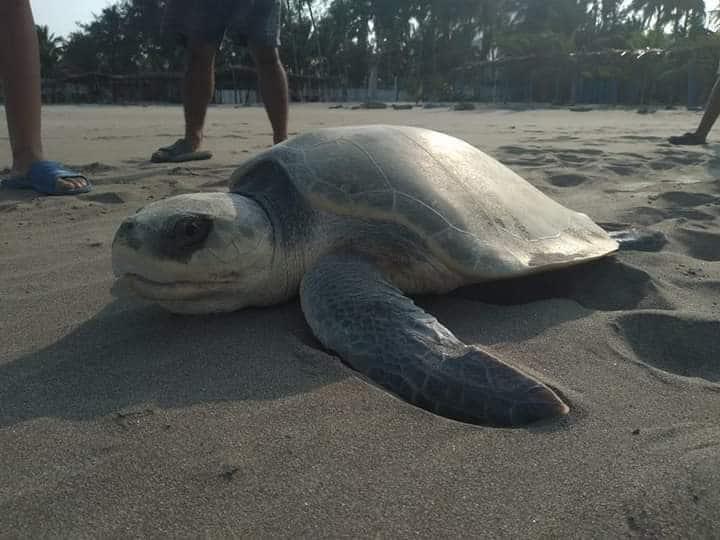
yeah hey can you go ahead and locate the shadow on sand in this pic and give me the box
[0,299,340,427]
[0,257,663,428]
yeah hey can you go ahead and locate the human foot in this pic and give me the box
[668,131,707,145]
[1,161,91,195]
[151,138,212,163]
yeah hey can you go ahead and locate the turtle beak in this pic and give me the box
[110,275,138,300]
[112,216,145,279]
[113,216,142,252]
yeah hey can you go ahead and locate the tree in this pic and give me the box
[47,0,720,104]
[36,25,63,77]
[628,0,705,35]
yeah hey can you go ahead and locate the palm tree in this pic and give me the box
[36,25,64,77]
[628,0,705,34]
[50,0,720,104]
[709,7,720,30]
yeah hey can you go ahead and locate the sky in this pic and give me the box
[30,0,720,39]
[31,0,115,38]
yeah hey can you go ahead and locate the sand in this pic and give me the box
[1,104,719,538]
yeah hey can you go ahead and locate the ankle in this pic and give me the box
[12,148,44,175]
[273,133,287,145]
[184,132,203,150]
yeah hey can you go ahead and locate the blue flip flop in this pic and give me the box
[1,160,92,195]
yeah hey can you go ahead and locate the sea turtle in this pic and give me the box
[112,125,647,427]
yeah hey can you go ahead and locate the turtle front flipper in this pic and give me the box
[300,255,569,427]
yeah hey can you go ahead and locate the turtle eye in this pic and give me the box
[172,215,213,249]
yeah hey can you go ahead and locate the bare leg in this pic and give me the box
[695,76,720,140]
[669,76,720,145]
[151,41,216,162]
[0,0,86,190]
[0,0,42,173]
[251,46,288,144]
[183,41,217,150]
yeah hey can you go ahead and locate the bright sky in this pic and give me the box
[31,0,115,38]
[30,0,720,38]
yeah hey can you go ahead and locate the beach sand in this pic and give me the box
[1,104,719,538]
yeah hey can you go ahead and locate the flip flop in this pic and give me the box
[151,139,213,163]
[1,160,91,195]
[668,132,707,145]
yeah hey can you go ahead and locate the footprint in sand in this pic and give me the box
[502,157,554,167]
[655,191,719,208]
[604,162,642,176]
[556,152,591,165]
[614,312,720,383]
[81,192,125,205]
[76,162,117,174]
[648,159,678,171]
[674,228,720,261]
[546,173,589,187]
[496,146,556,167]
[656,149,706,166]
[670,208,713,222]
[631,190,720,227]
[623,206,716,226]
[499,146,607,169]
[623,207,668,226]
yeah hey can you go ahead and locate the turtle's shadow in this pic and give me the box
[448,257,669,314]
[0,257,655,428]
[0,299,338,428]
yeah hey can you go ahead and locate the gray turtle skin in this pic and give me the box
[113,125,625,427]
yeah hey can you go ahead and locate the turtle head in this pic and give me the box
[112,192,276,314]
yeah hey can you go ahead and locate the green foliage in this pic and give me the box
[36,25,63,77]
[50,0,720,103]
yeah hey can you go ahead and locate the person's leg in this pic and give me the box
[694,76,720,140]
[0,0,86,191]
[669,76,720,145]
[183,41,217,150]
[250,45,288,144]
[151,41,217,162]
[243,0,288,145]
[152,0,219,162]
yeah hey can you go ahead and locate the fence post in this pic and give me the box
[687,53,697,108]
[368,62,378,101]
